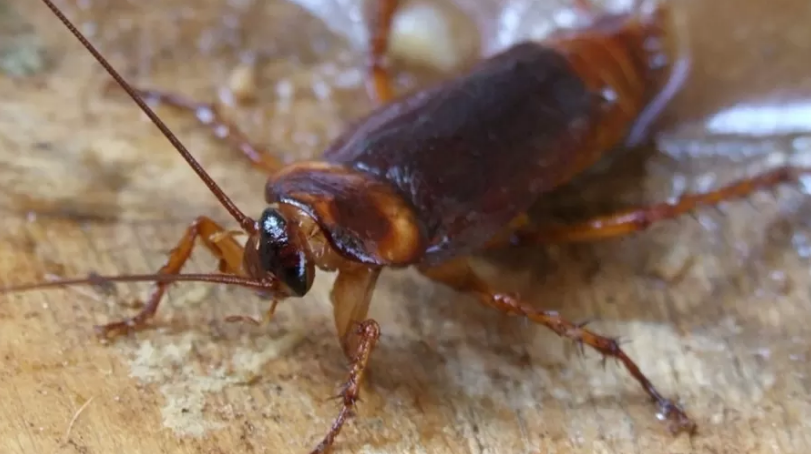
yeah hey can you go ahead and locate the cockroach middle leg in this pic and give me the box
[498,165,811,245]
[103,85,283,174]
[102,1,404,173]
[224,299,280,327]
[95,215,255,339]
[419,258,696,435]
[311,319,381,454]
[364,0,400,105]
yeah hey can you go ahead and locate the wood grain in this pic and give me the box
[1,0,810,453]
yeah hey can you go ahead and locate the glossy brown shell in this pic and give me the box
[322,43,601,264]
[266,10,672,266]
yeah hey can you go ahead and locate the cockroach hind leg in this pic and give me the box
[572,0,596,15]
[419,258,697,435]
[95,216,248,340]
[104,82,283,175]
[364,0,400,105]
[494,166,811,246]
[310,319,381,454]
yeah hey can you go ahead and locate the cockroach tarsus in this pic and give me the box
[8,0,811,452]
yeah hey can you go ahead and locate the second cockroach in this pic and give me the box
[7,0,808,452]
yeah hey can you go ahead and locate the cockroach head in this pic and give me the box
[246,205,315,297]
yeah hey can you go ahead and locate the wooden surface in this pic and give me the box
[2,0,811,453]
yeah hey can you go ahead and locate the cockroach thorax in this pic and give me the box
[264,161,428,268]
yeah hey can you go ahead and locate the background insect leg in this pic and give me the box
[105,84,283,174]
[418,257,696,435]
[96,215,249,339]
[364,0,400,105]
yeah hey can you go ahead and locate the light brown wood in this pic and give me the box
[2,0,811,453]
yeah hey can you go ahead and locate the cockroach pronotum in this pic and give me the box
[7,0,810,452]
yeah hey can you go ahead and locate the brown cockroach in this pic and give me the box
[7,0,811,451]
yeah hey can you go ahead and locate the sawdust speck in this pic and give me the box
[231,330,307,379]
[127,333,238,436]
[0,3,47,77]
[122,326,305,438]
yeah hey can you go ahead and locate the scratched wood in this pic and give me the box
[1,0,810,453]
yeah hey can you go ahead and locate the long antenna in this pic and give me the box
[39,0,258,234]
[0,273,282,294]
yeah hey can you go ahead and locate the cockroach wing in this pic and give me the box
[324,43,599,264]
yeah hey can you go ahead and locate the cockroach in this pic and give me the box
[7,0,810,452]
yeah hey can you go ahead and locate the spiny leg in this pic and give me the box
[493,166,811,247]
[364,0,400,105]
[105,84,282,174]
[310,319,381,454]
[419,258,696,435]
[304,265,382,453]
[96,216,248,339]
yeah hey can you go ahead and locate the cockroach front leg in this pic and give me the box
[419,258,696,435]
[331,266,382,357]
[497,166,811,246]
[306,265,382,453]
[96,216,249,339]
[311,319,381,454]
[104,84,282,174]
[364,0,400,105]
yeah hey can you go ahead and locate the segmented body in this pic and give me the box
[267,10,672,266]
